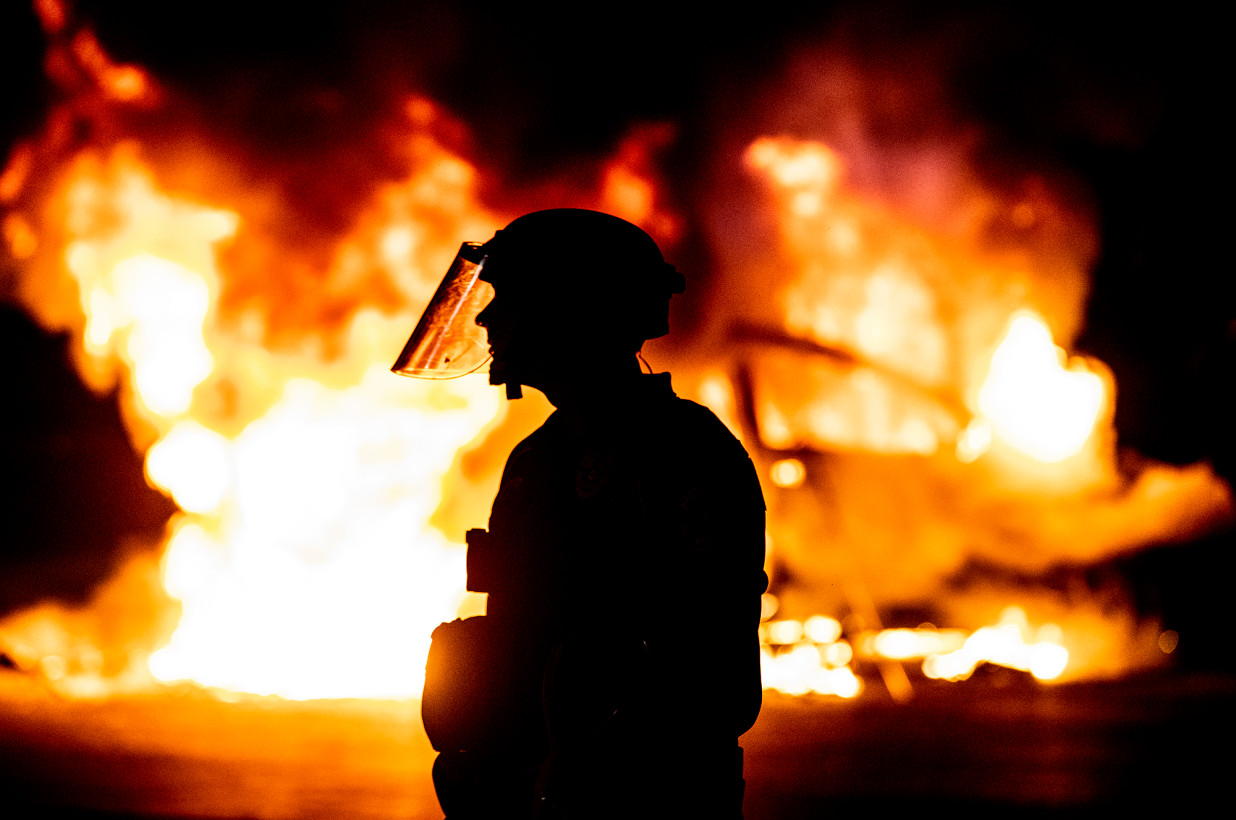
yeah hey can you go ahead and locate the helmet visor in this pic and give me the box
[391,242,494,378]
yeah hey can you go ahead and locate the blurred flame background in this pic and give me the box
[1,0,1232,703]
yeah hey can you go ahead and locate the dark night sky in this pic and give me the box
[1,2,1231,629]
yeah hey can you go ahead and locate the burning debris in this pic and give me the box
[717,121,1230,694]
[1,1,1231,706]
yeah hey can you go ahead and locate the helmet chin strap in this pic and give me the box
[491,361,524,399]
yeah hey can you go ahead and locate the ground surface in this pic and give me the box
[1,669,1230,818]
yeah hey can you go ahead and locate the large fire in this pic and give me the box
[7,133,506,699]
[1,3,1231,705]
[733,132,1228,697]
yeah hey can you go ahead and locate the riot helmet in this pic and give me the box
[393,209,685,397]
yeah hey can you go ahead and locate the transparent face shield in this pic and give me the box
[391,242,494,378]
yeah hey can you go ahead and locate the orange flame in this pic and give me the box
[738,130,1230,695]
[3,17,1231,706]
[7,118,506,698]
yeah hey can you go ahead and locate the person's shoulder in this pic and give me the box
[664,395,739,438]
[647,395,766,510]
[507,410,567,461]
[648,395,751,464]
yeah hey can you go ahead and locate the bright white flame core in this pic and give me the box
[38,141,506,700]
[148,368,500,699]
[977,312,1105,462]
[760,608,1073,697]
[922,607,1070,681]
[145,422,231,514]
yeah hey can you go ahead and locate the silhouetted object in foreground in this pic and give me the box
[394,209,767,818]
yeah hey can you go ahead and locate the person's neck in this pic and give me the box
[536,356,646,427]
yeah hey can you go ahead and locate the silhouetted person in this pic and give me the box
[393,209,767,818]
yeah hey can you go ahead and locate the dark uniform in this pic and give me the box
[426,373,767,819]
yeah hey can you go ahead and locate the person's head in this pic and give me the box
[474,209,684,395]
[392,209,684,400]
